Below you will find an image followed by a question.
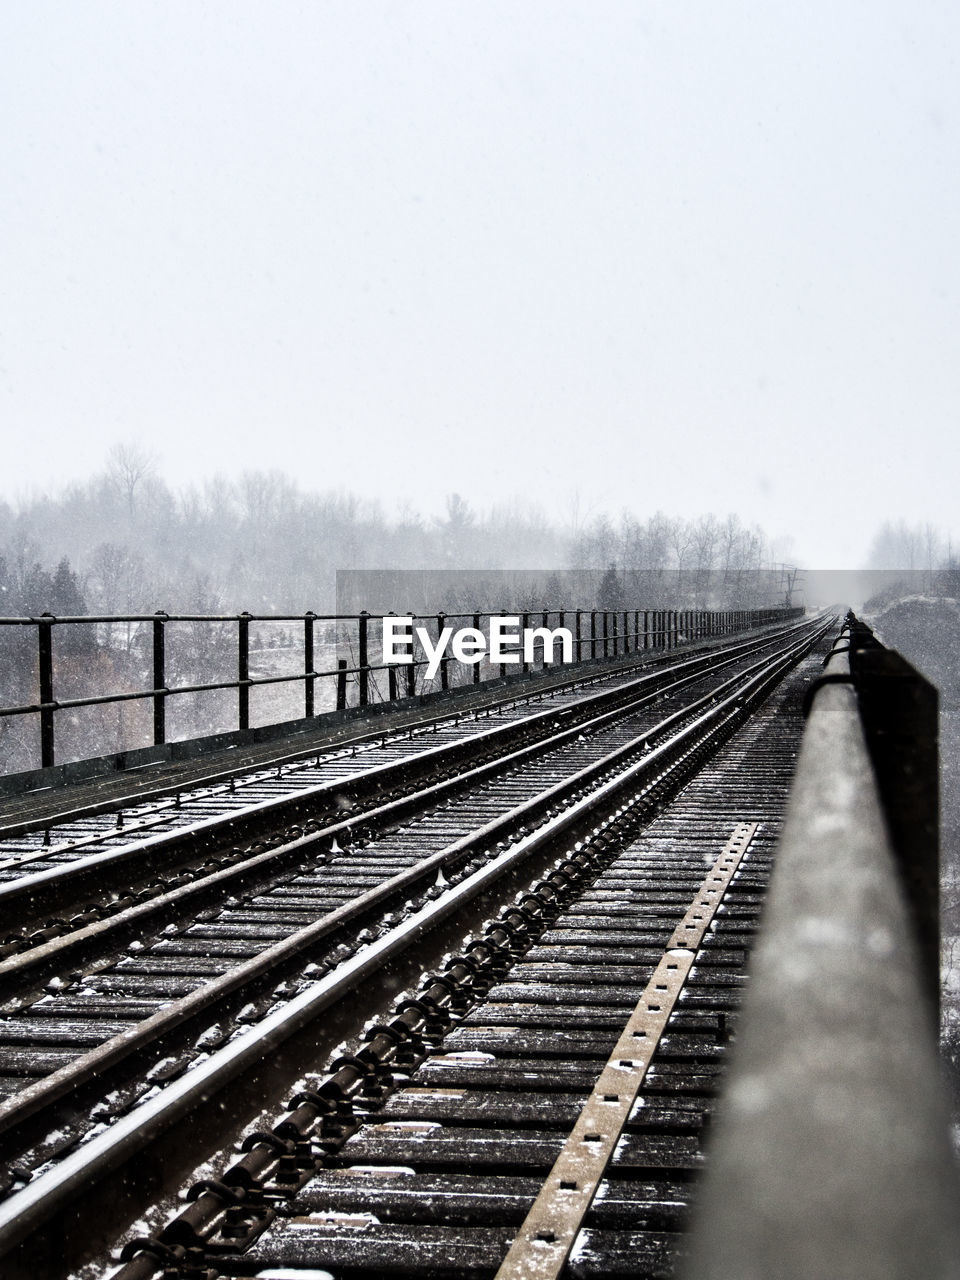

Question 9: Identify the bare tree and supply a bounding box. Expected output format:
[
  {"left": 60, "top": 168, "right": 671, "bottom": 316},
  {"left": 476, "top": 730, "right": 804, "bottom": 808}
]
[
  {"left": 691, "top": 514, "right": 719, "bottom": 607},
  {"left": 106, "top": 443, "right": 158, "bottom": 517},
  {"left": 667, "top": 517, "right": 695, "bottom": 594},
  {"left": 867, "top": 521, "right": 928, "bottom": 571}
]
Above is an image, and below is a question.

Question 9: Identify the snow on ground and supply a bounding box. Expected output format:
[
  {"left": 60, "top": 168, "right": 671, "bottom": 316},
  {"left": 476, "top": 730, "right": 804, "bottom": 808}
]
[{"left": 862, "top": 595, "right": 960, "bottom": 1124}]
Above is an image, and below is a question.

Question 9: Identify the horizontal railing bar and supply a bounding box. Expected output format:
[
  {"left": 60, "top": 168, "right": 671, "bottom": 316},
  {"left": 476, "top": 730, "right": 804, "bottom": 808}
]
[
  {"left": 0, "top": 653, "right": 533, "bottom": 719},
  {"left": 0, "top": 611, "right": 549, "bottom": 626},
  {"left": 0, "top": 654, "right": 565, "bottom": 719},
  {"left": 0, "top": 609, "right": 773, "bottom": 627}
]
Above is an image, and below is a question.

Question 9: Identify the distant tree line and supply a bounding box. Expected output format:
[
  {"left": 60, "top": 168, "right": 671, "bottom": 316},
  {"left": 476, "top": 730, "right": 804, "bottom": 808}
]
[
  {"left": 0, "top": 446, "right": 796, "bottom": 619},
  {"left": 862, "top": 521, "right": 960, "bottom": 608},
  {"left": 0, "top": 447, "right": 797, "bottom": 771},
  {"left": 865, "top": 520, "right": 956, "bottom": 573},
  {"left": 1, "top": 448, "right": 955, "bottom": 773},
  {"left": 0, "top": 551, "right": 86, "bottom": 618}
]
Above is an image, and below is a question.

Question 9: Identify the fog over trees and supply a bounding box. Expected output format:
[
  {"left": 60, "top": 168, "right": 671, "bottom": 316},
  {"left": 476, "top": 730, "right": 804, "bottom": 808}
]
[
  {"left": 3, "top": 449, "right": 958, "bottom": 627},
  {"left": 0, "top": 449, "right": 808, "bottom": 774},
  {"left": 0, "top": 448, "right": 801, "bottom": 618},
  {"left": 865, "top": 520, "right": 956, "bottom": 574}
]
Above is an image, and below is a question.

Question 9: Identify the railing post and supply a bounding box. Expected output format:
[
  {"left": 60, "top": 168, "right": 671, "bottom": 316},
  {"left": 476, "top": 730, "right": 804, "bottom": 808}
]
[
  {"left": 602, "top": 610, "right": 610, "bottom": 657},
  {"left": 386, "top": 612, "right": 398, "bottom": 702},
  {"left": 358, "top": 611, "right": 370, "bottom": 706},
  {"left": 38, "top": 613, "right": 55, "bottom": 769},
  {"left": 406, "top": 617, "right": 417, "bottom": 697},
  {"left": 304, "top": 612, "right": 316, "bottom": 718},
  {"left": 238, "top": 612, "right": 251, "bottom": 731},
  {"left": 336, "top": 658, "right": 347, "bottom": 710},
  {"left": 153, "top": 611, "right": 167, "bottom": 746},
  {"left": 437, "top": 612, "right": 449, "bottom": 690}
]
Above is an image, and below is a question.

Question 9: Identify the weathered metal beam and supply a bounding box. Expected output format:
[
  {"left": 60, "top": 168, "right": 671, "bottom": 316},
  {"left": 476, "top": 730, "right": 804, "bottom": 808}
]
[{"left": 686, "top": 618, "right": 960, "bottom": 1280}]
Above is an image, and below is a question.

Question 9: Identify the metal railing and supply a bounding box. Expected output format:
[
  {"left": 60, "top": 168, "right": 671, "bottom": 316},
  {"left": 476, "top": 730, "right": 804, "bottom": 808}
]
[
  {"left": 0, "top": 605, "right": 803, "bottom": 773},
  {"left": 686, "top": 613, "right": 959, "bottom": 1279}
]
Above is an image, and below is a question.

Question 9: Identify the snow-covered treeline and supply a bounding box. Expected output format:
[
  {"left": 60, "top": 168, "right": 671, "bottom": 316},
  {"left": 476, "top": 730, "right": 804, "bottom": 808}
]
[{"left": 1, "top": 447, "right": 785, "bottom": 617}]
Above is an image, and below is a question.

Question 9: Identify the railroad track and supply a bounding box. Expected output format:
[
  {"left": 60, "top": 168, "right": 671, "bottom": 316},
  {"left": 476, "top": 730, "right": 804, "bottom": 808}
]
[
  {"left": 0, "top": 620, "right": 815, "bottom": 982},
  {"left": 0, "top": 620, "right": 807, "bottom": 894},
  {"left": 0, "top": 614, "right": 834, "bottom": 1278}
]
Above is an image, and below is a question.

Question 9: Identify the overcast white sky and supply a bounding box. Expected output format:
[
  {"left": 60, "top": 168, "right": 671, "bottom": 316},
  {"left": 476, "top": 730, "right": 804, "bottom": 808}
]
[{"left": 2, "top": 2, "right": 958, "bottom": 567}]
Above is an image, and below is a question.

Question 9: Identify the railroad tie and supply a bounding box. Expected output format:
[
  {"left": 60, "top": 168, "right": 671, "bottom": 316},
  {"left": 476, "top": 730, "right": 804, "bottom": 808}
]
[{"left": 494, "top": 820, "right": 759, "bottom": 1280}]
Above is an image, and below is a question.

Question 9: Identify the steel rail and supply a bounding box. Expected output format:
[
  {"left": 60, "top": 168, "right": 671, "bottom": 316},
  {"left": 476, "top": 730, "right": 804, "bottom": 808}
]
[
  {"left": 115, "top": 645, "right": 815, "bottom": 1280},
  {"left": 0, "top": 621, "right": 827, "bottom": 1131},
  {"left": 0, "top": 614, "right": 811, "bottom": 843},
  {"left": 0, "top": 624, "right": 826, "bottom": 1257},
  {"left": 0, "top": 619, "right": 829, "bottom": 1005},
  {"left": 0, "top": 617, "right": 824, "bottom": 926},
  {"left": 94, "top": 624, "right": 834, "bottom": 1274},
  {"left": 495, "top": 822, "right": 759, "bottom": 1280},
  {"left": 0, "top": 614, "right": 811, "bottom": 837}
]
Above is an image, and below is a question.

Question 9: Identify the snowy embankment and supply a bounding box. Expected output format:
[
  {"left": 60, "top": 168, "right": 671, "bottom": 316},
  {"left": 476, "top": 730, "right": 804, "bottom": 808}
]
[{"left": 862, "top": 595, "right": 960, "bottom": 1125}]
